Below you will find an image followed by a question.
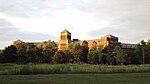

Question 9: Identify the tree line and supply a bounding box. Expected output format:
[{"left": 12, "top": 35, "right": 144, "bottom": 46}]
[{"left": 0, "top": 40, "right": 150, "bottom": 65}]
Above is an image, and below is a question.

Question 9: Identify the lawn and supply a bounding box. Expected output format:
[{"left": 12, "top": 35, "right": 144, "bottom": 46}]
[
  {"left": 0, "top": 64, "right": 150, "bottom": 84},
  {"left": 0, "top": 64, "right": 150, "bottom": 75},
  {"left": 0, "top": 73, "right": 150, "bottom": 84}
]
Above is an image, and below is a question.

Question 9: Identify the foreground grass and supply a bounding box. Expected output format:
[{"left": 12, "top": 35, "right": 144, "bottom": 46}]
[
  {"left": 0, "top": 64, "right": 150, "bottom": 75},
  {"left": 0, "top": 73, "right": 150, "bottom": 84}
]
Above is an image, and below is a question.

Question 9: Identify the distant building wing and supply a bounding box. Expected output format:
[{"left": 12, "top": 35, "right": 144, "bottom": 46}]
[{"left": 121, "top": 43, "right": 137, "bottom": 49}]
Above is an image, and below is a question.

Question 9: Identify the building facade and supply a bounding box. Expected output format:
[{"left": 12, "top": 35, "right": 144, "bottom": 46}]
[
  {"left": 13, "top": 29, "right": 137, "bottom": 51},
  {"left": 58, "top": 29, "right": 71, "bottom": 50},
  {"left": 98, "top": 34, "right": 120, "bottom": 48}
]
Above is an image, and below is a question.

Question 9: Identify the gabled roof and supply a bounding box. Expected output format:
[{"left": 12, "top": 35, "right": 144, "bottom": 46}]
[
  {"left": 106, "top": 34, "right": 117, "bottom": 38},
  {"left": 14, "top": 39, "right": 24, "bottom": 42},
  {"left": 61, "top": 29, "right": 71, "bottom": 34}
]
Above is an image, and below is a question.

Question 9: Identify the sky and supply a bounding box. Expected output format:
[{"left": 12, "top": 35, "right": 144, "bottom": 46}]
[{"left": 0, "top": 0, "right": 150, "bottom": 49}]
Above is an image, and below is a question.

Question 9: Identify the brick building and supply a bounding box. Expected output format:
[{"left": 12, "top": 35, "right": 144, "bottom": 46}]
[{"left": 13, "top": 29, "right": 137, "bottom": 51}]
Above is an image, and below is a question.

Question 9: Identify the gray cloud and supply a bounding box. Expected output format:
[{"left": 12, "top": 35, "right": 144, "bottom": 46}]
[
  {"left": 81, "top": 0, "right": 150, "bottom": 43},
  {"left": 88, "top": 26, "right": 150, "bottom": 43},
  {"left": 0, "top": 0, "right": 79, "bottom": 18},
  {"left": 0, "top": 0, "right": 150, "bottom": 48},
  {"left": 0, "top": 18, "right": 58, "bottom": 48},
  {"left": 0, "top": 0, "right": 53, "bottom": 18}
]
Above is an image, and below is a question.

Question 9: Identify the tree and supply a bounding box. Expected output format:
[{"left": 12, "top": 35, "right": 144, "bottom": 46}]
[
  {"left": 103, "top": 44, "right": 116, "bottom": 65},
  {"left": 141, "top": 40, "right": 146, "bottom": 64},
  {"left": 130, "top": 54, "right": 140, "bottom": 64},
  {"left": 125, "top": 52, "right": 135, "bottom": 65},
  {"left": 63, "top": 50, "right": 74, "bottom": 63},
  {"left": 81, "top": 41, "right": 89, "bottom": 63},
  {"left": 101, "top": 49, "right": 107, "bottom": 64},
  {"left": 135, "top": 40, "right": 150, "bottom": 64},
  {"left": 30, "top": 47, "right": 44, "bottom": 63},
  {"left": 146, "top": 40, "right": 150, "bottom": 63},
  {"left": 113, "top": 46, "right": 125, "bottom": 65},
  {"left": 88, "top": 50, "right": 99, "bottom": 64},
  {"left": 68, "top": 42, "right": 74, "bottom": 51},
  {"left": 53, "top": 50, "right": 66, "bottom": 64},
  {"left": 71, "top": 43, "right": 83, "bottom": 63},
  {"left": 107, "top": 52, "right": 115, "bottom": 65},
  {"left": 90, "top": 41, "right": 97, "bottom": 51},
  {"left": 3, "top": 45, "right": 17, "bottom": 63},
  {"left": 0, "top": 50, "right": 4, "bottom": 63},
  {"left": 135, "top": 44, "right": 143, "bottom": 64},
  {"left": 88, "top": 48, "right": 102, "bottom": 64},
  {"left": 38, "top": 40, "right": 58, "bottom": 63},
  {"left": 16, "top": 43, "right": 43, "bottom": 64}
]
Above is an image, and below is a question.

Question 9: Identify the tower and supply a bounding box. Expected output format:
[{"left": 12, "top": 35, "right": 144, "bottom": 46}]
[
  {"left": 99, "top": 34, "right": 119, "bottom": 48},
  {"left": 58, "top": 29, "right": 71, "bottom": 50}
]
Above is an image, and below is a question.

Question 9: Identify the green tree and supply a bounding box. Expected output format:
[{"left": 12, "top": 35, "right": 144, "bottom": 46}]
[
  {"left": 130, "top": 53, "right": 140, "bottom": 64},
  {"left": 53, "top": 50, "right": 66, "bottom": 64},
  {"left": 30, "top": 47, "right": 44, "bottom": 63},
  {"left": 97, "top": 48, "right": 103, "bottom": 64},
  {"left": 135, "top": 44, "right": 143, "bottom": 64},
  {"left": 0, "top": 50, "right": 4, "bottom": 63},
  {"left": 38, "top": 40, "right": 57, "bottom": 63},
  {"left": 71, "top": 43, "right": 83, "bottom": 63},
  {"left": 68, "top": 42, "right": 74, "bottom": 51},
  {"left": 3, "top": 45, "right": 17, "bottom": 63},
  {"left": 146, "top": 40, "right": 150, "bottom": 63},
  {"left": 16, "top": 43, "right": 43, "bottom": 64},
  {"left": 125, "top": 52, "right": 132, "bottom": 65},
  {"left": 63, "top": 50, "right": 74, "bottom": 63},
  {"left": 141, "top": 40, "right": 146, "bottom": 64},
  {"left": 113, "top": 46, "right": 126, "bottom": 65},
  {"left": 103, "top": 44, "right": 116, "bottom": 65},
  {"left": 88, "top": 50, "right": 99, "bottom": 64},
  {"left": 81, "top": 41, "right": 89, "bottom": 63},
  {"left": 107, "top": 52, "right": 115, "bottom": 65},
  {"left": 88, "top": 48, "right": 102, "bottom": 64},
  {"left": 135, "top": 40, "right": 150, "bottom": 64}
]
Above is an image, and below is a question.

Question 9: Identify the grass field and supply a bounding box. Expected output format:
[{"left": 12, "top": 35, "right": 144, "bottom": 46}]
[
  {"left": 0, "top": 64, "right": 150, "bottom": 75},
  {"left": 0, "top": 73, "right": 150, "bottom": 84},
  {"left": 0, "top": 64, "right": 150, "bottom": 84}
]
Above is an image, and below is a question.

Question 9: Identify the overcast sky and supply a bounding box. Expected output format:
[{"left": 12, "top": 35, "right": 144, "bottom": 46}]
[{"left": 0, "top": 0, "right": 150, "bottom": 49}]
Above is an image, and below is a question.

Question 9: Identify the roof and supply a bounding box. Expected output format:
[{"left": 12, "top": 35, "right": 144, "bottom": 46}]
[
  {"left": 121, "top": 43, "right": 137, "bottom": 48},
  {"left": 79, "top": 39, "right": 100, "bottom": 44},
  {"left": 14, "top": 39, "right": 24, "bottom": 42},
  {"left": 106, "top": 34, "right": 118, "bottom": 38},
  {"left": 31, "top": 42, "right": 42, "bottom": 45},
  {"left": 61, "top": 29, "right": 71, "bottom": 34}
]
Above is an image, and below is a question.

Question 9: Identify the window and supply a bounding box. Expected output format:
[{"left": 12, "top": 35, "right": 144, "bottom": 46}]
[{"left": 61, "top": 35, "right": 67, "bottom": 40}]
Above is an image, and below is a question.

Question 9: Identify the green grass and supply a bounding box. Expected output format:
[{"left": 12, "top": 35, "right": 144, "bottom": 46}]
[
  {"left": 0, "top": 63, "right": 22, "bottom": 71},
  {"left": 0, "top": 64, "right": 150, "bottom": 84},
  {"left": 0, "top": 73, "right": 150, "bottom": 84},
  {"left": 0, "top": 64, "right": 150, "bottom": 75}
]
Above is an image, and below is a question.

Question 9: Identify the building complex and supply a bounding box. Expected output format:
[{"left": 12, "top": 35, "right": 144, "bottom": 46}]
[{"left": 13, "top": 29, "right": 137, "bottom": 52}]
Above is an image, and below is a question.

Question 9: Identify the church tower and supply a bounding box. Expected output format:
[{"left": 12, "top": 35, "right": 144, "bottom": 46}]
[{"left": 58, "top": 29, "right": 71, "bottom": 50}]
